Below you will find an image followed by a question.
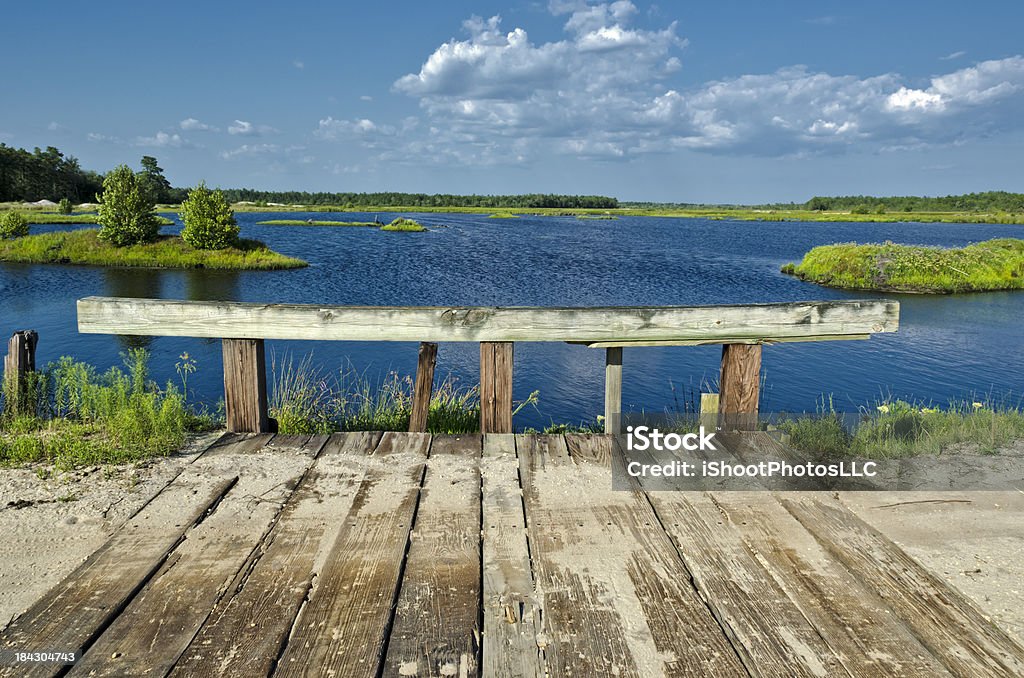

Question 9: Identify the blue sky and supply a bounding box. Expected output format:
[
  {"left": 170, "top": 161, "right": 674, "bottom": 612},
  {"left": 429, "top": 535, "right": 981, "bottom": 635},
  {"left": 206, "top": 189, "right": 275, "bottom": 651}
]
[{"left": 3, "top": 1, "right": 1022, "bottom": 202}]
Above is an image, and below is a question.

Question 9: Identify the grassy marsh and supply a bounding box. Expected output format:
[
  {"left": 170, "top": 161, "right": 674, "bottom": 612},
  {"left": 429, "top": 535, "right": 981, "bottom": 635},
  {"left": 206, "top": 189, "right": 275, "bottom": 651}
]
[
  {"left": 380, "top": 217, "right": 427, "bottom": 232},
  {"left": 0, "top": 228, "right": 307, "bottom": 270},
  {"left": 782, "top": 238, "right": 1024, "bottom": 293}
]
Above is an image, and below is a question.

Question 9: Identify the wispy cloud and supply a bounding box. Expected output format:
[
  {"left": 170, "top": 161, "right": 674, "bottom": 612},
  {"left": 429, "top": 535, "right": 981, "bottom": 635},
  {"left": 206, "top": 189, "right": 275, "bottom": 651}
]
[
  {"left": 293, "top": 59, "right": 305, "bottom": 70},
  {"left": 804, "top": 16, "right": 840, "bottom": 26},
  {"left": 227, "top": 120, "right": 278, "bottom": 136},
  {"left": 940, "top": 50, "right": 967, "bottom": 61},
  {"left": 86, "top": 132, "right": 121, "bottom": 144},
  {"left": 133, "top": 131, "right": 196, "bottom": 149},
  {"left": 180, "top": 117, "right": 218, "bottom": 132}
]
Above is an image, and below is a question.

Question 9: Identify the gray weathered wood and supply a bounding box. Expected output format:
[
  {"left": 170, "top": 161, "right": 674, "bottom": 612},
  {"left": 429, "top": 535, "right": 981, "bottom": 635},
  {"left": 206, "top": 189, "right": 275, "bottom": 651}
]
[
  {"left": 3, "top": 330, "right": 38, "bottom": 416},
  {"left": 409, "top": 342, "right": 438, "bottom": 432},
  {"left": 68, "top": 436, "right": 322, "bottom": 677},
  {"left": 604, "top": 347, "right": 622, "bottom": 434},
  {"left": 383, "top": 435, "right": 482, "bottom": 677},
  {"left": 78, "top": 297, "right": 899, "bottom": 343},
  {"left": 575, "top": 333, "right": 872, "bottom": 348},
  {"left": 517, "top": 434, "right": 747, "bottom": 676},
  {"left": 170, "top": 433, "right": 379, "bottom": 678},
  {"left": 274, "top": 432, "right": 430, "bottom": 677},
  {"left": 719, "top": 343, "right": 761, "bottom": 430},
  {"left": 480, "top": 434, "right": 545, "bottom": 678},
  {"left": 0, "top": 474, "right": 239, "bottom": 678},
  {"left": 782, "top": 496, "right": 1024, "bottom": 677},
  {"left": 481, "top": 342, "right": 513, "bottom": 434},
  {"left": 222, "top": 338, "right": 269, "bottom": 433}
]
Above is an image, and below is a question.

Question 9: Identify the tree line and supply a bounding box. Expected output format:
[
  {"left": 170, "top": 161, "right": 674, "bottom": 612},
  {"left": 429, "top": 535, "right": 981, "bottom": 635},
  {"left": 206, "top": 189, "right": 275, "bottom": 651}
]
[
  {"left": 0, "top": 144, "right": 618, "bottom": 209},
  {"left": 801, "top": 192, "right": 1024, "bottom": 213}
]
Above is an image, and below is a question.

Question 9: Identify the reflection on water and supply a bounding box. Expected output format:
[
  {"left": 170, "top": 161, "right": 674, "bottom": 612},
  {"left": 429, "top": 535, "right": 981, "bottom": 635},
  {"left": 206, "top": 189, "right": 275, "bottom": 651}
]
[{"left": 4, "top": 213, "right": 1023, "bottom": 428}]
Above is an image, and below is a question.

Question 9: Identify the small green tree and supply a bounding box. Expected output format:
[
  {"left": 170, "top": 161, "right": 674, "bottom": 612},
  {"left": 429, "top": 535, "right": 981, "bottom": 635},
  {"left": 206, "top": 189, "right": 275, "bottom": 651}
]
[
  {"left": 179, "top": 182, "right": 240, "bottom": 250},
  {"left": 58, "top": 197, "right": 73, "bottom": 214},
  {"left": 0, "top": 211, "right": 29, "bottom": 239},
  {"left": 97, "top": 165, "right": 161, "bottom": 246}
]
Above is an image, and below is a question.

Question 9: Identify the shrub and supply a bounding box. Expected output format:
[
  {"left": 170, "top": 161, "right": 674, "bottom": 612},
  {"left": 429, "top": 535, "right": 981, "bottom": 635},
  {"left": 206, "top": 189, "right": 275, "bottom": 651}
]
[
  {"left": 0, "top": 211, "right": 29, "bottom": 239},
  {"left": 180, "top": 182, "right": 240, "bottom": 250},
  {"left": 380, "top": 217, "right": 427, "bottom": 232},
  {"left": 97, "top": 164, "right": 161, "bottom": 246},
  {"left": 58, "top": 198, "right": 73, "bottom": 214}
]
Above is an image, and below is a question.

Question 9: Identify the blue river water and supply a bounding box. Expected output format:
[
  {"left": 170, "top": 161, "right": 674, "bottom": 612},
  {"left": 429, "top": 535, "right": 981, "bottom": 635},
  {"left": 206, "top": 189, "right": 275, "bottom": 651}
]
[{"left": 2, "top": 213, "right": 1021, "bottom": 429}]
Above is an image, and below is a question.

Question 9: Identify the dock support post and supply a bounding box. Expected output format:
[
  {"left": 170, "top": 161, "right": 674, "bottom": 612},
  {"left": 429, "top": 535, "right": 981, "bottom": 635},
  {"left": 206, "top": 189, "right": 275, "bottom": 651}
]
[
  {"left": 4, "top": 330, "right": 38, "bottom": 416},
  {"left": 719, "top": 344, "right": 761, "bottom": 431},
  {"left": 480, "top": 342, "right": 513, "bottom": 433},
  {"left": 223, "top": 338, "right": 270, "bottom": 433},
  {"left": 409, "top": 342, "right": 437, "bottom": 433},
  {"left": 604, "top": 347, "right": 622, "bottom": 434}
]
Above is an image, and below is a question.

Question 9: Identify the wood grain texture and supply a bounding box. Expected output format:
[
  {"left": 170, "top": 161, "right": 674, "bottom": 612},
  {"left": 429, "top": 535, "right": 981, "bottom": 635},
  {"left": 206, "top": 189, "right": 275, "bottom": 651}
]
[
  {"left": 78, "top": 297, "right": 899, "bottom": 343},
  {"left": 782, "top": 496, "right": 1024, "bottom": 677},
  {"left": 710, "top": 492, "right": 951, "bottom": 677},
  {"left": 383, "top": 435, "right": 483, "bottom": 677},
  {"left": 576, "top": 333, "right": 873, "bottom": 348},
  {"left": 67, "top": 436, "right": 322, "bottom": 677},
  {"left": 169, "top": 433, "right": 379, "bottom": 678},
  {"left": 222, "top": 338, "right": 269, "bottom": 433},
  {"left": 274, "top": 432, "right": 430, "bottom": 678},
  {"left": 480, "top": 434, "right": 545, "bottom": 678},
  {"left": 719, "top": 343, "right": 761, "bottom": 430},
  {"left": 604, "top": 347, "right": 622, "bottom": 434},
  {"left": 480, "top": 342, "right": 513, "bottom": 434},
  {"left": 0, "top": 474, "right": 239, "bottom": 678},
  {"left": 518, "top": 434, "right": 746, "bottom": 677},
  {"left": 409, "top": 342, "right": 438, "bottom": 432},
  {"left": 3, "top": 330, "right": 38, "bottom": 415}
]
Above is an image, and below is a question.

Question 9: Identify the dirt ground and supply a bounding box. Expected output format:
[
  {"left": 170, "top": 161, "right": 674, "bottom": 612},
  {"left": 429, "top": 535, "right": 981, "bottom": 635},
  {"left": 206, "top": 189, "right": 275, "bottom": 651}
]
[{"left": 1, "top": 433, "right": 1022, "bottom": 650}]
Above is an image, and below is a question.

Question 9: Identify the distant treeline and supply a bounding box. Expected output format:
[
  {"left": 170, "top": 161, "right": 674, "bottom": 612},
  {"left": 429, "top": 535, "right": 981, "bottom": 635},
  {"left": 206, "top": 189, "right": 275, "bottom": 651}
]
[
  {"left": 623, "top": 191, "right": 1024, "bottom": 213},
  {"left": 220, "top": 190, "right": 619, "bottom": 209},
  {"left": 0, "top": 145, "right": 103, "bottom": 203}
]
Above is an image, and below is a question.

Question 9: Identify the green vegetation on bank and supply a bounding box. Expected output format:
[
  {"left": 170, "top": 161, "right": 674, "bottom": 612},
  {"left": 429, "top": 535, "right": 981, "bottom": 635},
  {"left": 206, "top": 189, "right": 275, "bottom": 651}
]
[
  {"left": 256, "top": 219, "right": 379, "bottom": 227},
  {"left": 779, "top": 399, "right": 1024, "bottom": 458},
  {"left": 0, "top": 229, "right": 307, "bottom": 269},
  {"left": 782, "top": 238, "right": 1024, "bottom": 293},
  {"left": 488, "top": 212, "right": 520, "bottom": 219},
  {"left": 0, "top": 350, "right": 213, "bottom": 469},
  {"left": 380, "top": 217, "right": 427, "bottom": 232}
]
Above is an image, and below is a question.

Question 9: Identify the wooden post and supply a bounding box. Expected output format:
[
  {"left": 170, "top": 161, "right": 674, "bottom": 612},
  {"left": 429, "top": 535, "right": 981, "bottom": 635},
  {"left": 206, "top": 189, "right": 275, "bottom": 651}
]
[
  {"left": 604, "top": 347, "right": 622, "bottom": 434},
  {"left": 480, "top": 342, "right": 514, "bottom": 434},
  {"left": 700, "top": 392, "right": 719, "bottom": 430},
  {"left": 4, "top": 330, "right": 38, "bottom": 416},
  {"left": 719, "top": 344, "right": 761, "bottom": 431},
  {"left": 408, "top": 342, "right": 437, "bottom": 433},
  {"left": 222, "top": 338, "right": 270, "bottom": 433}
]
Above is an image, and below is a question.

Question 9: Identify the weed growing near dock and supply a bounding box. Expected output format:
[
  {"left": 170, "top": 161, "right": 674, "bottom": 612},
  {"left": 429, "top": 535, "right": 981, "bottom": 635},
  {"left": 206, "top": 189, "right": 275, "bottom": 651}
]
[{"left": 0, "top": 350, "right": 215, "bottom": 469}]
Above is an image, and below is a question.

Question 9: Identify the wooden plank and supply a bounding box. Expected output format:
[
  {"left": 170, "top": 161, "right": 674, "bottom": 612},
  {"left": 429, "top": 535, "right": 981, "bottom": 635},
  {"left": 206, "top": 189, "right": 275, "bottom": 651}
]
[
  {"left": 169, "top": 432, "right": 382, "bottom": 678},
  {"left": 517, "top": 434, "right": 746, "bottom": 677},
  {"left": 222, "top": 338, "right": 269, "bottom": 433},
  {"left": 480, "top": 434, "right": 545, "bottom": 678},
  {"left": 383, "top": 435, "right": 482, "bottom": 677},
  {"left": 642, "top": 489, "right": 849, "bottom": 676},
  {"left": 481, "top": 342, "right": 513, "bottom": 434},
  {"left": 781, "top": 496, "right": 1024, "bottom": 677},
  {"left": 574, "top": 333, "right": 872, "bottom": 348},
  {"left": 78, "top": 297, "right": 900, "bottom": 343},
  {"left": 3, "top": 330, "right": 38, "bottom": 415},
  {"left": 274, "top": 432, "right": 430, "bottom": 678},
  {"left": 0, "top": 474, "right": 239, "bottom": 678},
  {"left": 604, "top": 347, "right": 622, "bottom": 434},
  {"left": 68, "top": 435, "right": 323, "bottom": 677},
  {"left": 409, "top": 342, "right": 438, "bottom": 432},
  {"left": 719, "top": 344, "right": 761, "bottom": 430},
  {"left": 710, "top": 492, "right": 952, "bottom": 677}
]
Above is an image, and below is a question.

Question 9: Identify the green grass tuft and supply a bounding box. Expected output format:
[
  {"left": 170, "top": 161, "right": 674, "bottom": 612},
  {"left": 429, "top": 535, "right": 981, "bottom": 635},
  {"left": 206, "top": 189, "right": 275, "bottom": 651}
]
[
  {"left": 380, "top": 217, "right": 427, "bottom": 232},
  {"left": 0, "top": 228, "right": 307, "bottom": 270},
  {"left": 782, "top": 238, "right": 1024, "bottom": 293},
  {"left": 488, "top": 212, "right": 520, "bottom": 219}
]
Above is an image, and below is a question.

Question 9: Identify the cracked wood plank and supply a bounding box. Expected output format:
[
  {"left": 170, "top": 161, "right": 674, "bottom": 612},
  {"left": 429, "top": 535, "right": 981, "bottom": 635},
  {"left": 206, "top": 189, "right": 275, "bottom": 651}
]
[
  {"left": 169, "top": 432, "right": 380, "bottom": 678},
  {"left": 481, "top": 433, "right": 545, "bottom": 678},
  {"left": 274, "top": 431, "right": 430, "bottom": 678},
  {"left": 781, "top": 496, "right": 1024, "bottom": 677},
  {"left": 0, "top": 467, "right": 240, "bottom": 678},
  {"left": 67, "top": 435, "right": 325, "bottom": 677},
  {"left": 383, "top": 434, "right": 483, "bottom": 677},
  {"left": 518, "top": 434, "right": 746, "bottom": 677}
]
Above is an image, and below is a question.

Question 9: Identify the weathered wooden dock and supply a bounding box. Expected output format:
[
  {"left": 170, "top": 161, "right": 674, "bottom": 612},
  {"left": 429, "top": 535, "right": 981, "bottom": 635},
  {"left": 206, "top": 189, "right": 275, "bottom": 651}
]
[{"left": 3, "top": 432, "right": 1023, "bottom": 677}]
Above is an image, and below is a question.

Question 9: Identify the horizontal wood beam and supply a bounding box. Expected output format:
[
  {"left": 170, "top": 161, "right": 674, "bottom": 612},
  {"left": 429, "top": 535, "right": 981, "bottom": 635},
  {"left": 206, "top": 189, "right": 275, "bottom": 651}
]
[
  {"left": 78, "top": 297, "right": 898, "bottom": 343},
  {"left": 573, "top": 334, "right": 872, "bottom": 348}
]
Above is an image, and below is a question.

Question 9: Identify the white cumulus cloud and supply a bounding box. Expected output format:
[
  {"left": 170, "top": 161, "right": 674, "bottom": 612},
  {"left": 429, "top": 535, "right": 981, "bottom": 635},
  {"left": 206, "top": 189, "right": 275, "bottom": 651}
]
[
  {"left": 180, "top": 117, "right": 218, "bottom": 132},
  {"left": 228, "top": 120, "right": 278, "bottom": 136}
]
